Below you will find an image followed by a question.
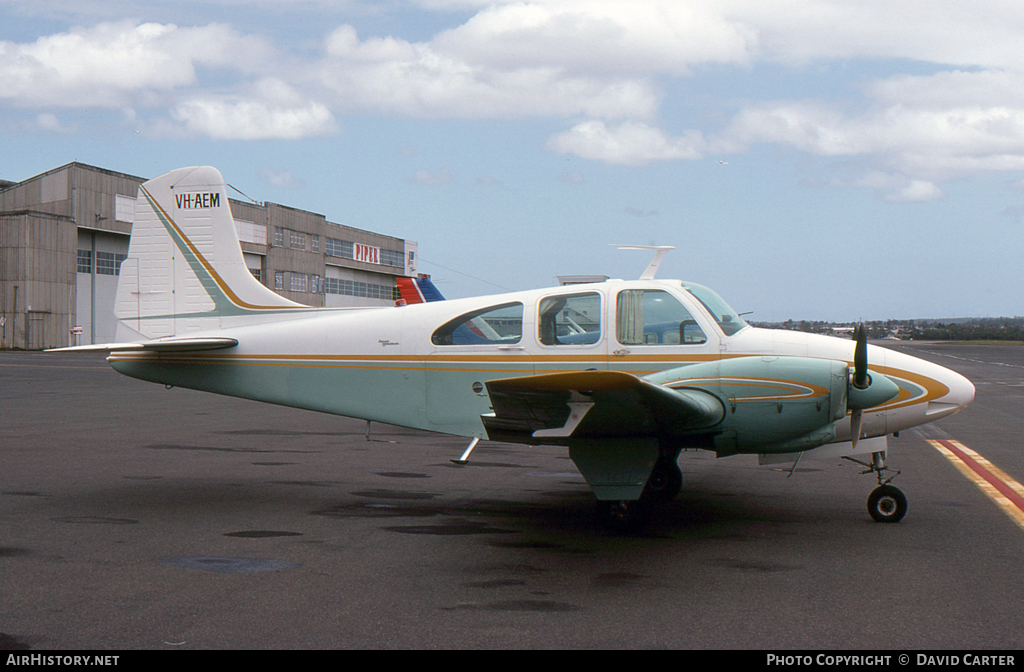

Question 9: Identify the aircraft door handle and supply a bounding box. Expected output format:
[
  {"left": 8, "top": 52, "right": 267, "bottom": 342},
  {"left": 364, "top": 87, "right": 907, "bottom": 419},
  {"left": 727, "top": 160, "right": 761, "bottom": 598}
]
[{"left": 498, "top": 345, "right": 525, "bottom": 351}]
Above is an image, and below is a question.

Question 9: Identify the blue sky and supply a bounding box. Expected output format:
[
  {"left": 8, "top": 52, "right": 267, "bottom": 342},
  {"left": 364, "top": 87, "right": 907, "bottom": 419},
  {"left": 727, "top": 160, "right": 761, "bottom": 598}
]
[{"left": 2, "top": 0, "right": 1023, "bottom": 321}]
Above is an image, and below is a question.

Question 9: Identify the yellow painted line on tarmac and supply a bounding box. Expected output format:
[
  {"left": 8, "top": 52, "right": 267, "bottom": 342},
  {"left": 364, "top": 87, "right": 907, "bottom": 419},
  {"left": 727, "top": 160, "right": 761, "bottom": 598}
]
[{"left": 927, "top": 439, "right": 1024, "bottom": 533}]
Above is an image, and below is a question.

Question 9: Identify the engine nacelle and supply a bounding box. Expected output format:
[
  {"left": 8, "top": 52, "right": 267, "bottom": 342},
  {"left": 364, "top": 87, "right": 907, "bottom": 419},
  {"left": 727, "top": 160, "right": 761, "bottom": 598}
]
[{"left": 647, "top": 356, "right": 849, "bottom": 455}]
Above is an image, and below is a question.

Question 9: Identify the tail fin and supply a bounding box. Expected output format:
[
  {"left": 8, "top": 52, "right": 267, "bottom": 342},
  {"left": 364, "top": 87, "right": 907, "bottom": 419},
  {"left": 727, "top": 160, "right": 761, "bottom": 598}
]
[
  {"left": 395, "top": 275, "right": 445, "bottom": 305},
  {"left": 114, "top": 166, "right": 307, "bottom": 340}
]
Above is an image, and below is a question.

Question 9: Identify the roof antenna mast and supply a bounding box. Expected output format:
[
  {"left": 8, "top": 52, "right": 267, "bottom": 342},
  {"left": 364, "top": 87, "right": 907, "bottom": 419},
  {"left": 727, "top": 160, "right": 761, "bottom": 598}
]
[{"left": 612, "top": 245, "right": 675, "bottom": 280}]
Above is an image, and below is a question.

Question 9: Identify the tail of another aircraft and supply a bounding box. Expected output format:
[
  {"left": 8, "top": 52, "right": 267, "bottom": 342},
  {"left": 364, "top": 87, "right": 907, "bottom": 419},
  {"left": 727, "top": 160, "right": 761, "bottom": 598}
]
[
  {"left": 114, "top": 166, "right": 309, "bottom": 341},
  {"left": 395, "top": 275, "right": 445, "bottom": 304}
]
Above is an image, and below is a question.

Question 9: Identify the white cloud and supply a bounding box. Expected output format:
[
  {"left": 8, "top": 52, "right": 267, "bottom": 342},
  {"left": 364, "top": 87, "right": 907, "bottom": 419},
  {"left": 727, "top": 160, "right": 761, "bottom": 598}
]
[
  {"left": 722, "top": 0, "right": 1024, "bottom": 69},
  {"left": 317, "top": 25, "right": 660, "bottom": 120},
  {"left": 546, "top": 120, "right": 705, "bottom": 165},
  {"left": 431, "top": 0, "right": 757, "bottom": 75},
  {"left": 32, "top": 112, "right": 74, "bottom": 134},
  {"left": 0, "top": 21, "right": 273, "bottom": 108},
  {"left": 4, "top": 2, "right": 1024, "bottom": 193},
  {"left": 407, "top": 166, "right": 456, "bottom": 185},
  {"left": 866, "top": 70, "right": 1024, "bottom": 109},
  {"left": 259, "top": 169, "right": 306, "bottom": 190},
  {"left": 167, "top": 77, "right": 336, "bottom": 140},
  {"left": 172, "top": 83, "right": 335, "bottom": 140},
  {"left": 822, "top": 172, "right": 945, "bottom": 202},
  {"left": 885, "top": 180, "right": 944, "bottom": 203},
  {"left": 1, "top": 111, "right": 76, "bottom": 134},
  {"left": 717, "top": 92, "right": 1024, "bottom": 184},
  {"left": 624, "top": 206, "right": 659, "bottom": 217}
]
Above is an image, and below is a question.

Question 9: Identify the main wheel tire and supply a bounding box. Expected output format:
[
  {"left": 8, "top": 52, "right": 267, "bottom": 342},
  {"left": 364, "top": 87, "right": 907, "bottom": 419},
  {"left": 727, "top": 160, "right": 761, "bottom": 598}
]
[
  {"left": 867, "top": 485, "right": 907, "bottom": 523},
  {"left": 644, "top": 458, "right": 683, "bottom": 503}
]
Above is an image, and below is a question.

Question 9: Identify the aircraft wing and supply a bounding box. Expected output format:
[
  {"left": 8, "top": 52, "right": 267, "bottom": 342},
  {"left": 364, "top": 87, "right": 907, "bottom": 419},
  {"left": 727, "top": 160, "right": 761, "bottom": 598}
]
[
  {"left": 481, "top": 370, "right": 724, "bottom": 444},
  {"left": 47, "top": 337, "right": 239, "bottom": 353}
]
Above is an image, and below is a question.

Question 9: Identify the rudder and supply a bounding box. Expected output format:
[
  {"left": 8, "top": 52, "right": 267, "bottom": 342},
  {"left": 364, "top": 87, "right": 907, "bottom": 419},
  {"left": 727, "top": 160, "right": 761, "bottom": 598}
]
[{"left": 114, "top": 166, "right": 305, "bottom": 340}]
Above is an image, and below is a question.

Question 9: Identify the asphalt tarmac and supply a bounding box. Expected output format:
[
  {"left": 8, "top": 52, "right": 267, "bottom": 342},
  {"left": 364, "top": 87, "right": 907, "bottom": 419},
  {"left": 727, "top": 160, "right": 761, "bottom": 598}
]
[{"left": 2, "top": 342, "right": 1023, "bottom": 650}]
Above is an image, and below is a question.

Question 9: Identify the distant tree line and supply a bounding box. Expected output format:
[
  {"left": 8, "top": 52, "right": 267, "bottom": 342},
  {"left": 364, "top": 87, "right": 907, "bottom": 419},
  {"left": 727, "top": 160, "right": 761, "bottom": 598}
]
[
  {"left": 751, "top": 317, "right": 1024, "bottom": 341},
  {"left": 912, "top": 318, "right": 1024, "bottom": 341}
]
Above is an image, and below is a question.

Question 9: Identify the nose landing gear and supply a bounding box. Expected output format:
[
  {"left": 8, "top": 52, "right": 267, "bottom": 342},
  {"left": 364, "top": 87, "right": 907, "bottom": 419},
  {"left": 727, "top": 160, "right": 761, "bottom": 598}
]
[{"left": 845, "top": 450, "right": 907, "bottom": 523}]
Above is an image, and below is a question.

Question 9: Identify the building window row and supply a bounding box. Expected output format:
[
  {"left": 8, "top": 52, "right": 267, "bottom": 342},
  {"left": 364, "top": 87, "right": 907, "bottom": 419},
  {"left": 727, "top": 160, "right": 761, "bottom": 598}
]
[
  {"left": 235, "top": 219, "right": 267, "bottom": 245},
  {"left": 77, "top": 250, "right": 126, "bottom": 275},
  {"left": 379, "top": 249, "right": 403, "bottom": 268},
  {"left": 77, "top": 249, "right": 92, "bottom": 274},
  {"left": 271, "top": 227, "right": 323, "bottom": 254},
  {"left": 269, "top": 227, "right": 400, "bottom": 269},
  {"left": 274, "top": 271, "right": 322, "bottom": 293},
  {"left": 324, "top": 277, "right": 399, "bottom": 301},
  {"left": 325, "top": 237, "right": 352, "bottom": 258}
]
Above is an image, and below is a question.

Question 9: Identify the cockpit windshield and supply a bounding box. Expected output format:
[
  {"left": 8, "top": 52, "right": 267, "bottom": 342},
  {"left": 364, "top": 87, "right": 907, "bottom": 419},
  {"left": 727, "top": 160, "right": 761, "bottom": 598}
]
[{"left": 680, "top": 282, "right": 748, "bottom": 336}]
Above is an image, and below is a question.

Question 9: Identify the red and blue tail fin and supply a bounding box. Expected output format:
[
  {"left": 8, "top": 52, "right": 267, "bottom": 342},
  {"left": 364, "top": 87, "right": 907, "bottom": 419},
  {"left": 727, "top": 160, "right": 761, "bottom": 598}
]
[{"left": 396, "top": 275, "right": 445, "bottom": 304}]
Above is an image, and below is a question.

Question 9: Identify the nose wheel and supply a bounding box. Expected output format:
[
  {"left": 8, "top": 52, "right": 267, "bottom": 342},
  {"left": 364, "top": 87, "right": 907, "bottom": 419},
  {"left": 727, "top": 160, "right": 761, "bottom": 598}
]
[
  {"left": 867, "top": 484, "right": 907, "bottom": 523},
  {"left": 845, "top": 450, "right": 907, "bottom": 523}
]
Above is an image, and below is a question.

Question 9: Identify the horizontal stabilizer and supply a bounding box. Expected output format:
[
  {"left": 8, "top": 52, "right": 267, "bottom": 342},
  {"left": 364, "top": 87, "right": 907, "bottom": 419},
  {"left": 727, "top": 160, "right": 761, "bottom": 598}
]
[
  {"left": 47, "top": 337, "right": 239, "bottom": 353},
  {"left": 482, "top": 370, "right": 724, "bottom": 443}
]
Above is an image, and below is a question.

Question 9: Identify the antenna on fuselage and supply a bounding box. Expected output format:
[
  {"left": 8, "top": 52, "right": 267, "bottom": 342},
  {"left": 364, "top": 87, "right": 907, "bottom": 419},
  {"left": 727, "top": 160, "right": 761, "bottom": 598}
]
[{"left": 612, "top": 245, "right": 675, "bottom": 280}]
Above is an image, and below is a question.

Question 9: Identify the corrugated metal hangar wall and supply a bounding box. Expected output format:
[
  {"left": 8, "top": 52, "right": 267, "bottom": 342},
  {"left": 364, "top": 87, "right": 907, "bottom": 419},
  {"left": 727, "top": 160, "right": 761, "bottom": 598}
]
[{"left": 0, "top": 163, "right": 419, "bottom": 349}]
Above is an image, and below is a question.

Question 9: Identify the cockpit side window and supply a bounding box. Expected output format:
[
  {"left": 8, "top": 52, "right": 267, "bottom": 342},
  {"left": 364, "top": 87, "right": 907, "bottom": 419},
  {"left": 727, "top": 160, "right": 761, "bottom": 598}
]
[
  {"left": 616, "top": 289, "right": 707, "bottom": 345},
  {"left": 538, "top": 292, "right": 602, "bottom": 346},
  {"left": 680, "top": 282, "right": 748, "bottom": 336},
  {"left": 431, "top": 302, "right": 524, "bottom": 346}
]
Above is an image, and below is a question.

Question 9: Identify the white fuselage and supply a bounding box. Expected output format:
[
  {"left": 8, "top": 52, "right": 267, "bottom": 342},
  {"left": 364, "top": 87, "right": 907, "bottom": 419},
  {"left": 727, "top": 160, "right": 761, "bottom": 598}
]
[{"left": 108, "top": 278, "right": 975, "bottom": 448}]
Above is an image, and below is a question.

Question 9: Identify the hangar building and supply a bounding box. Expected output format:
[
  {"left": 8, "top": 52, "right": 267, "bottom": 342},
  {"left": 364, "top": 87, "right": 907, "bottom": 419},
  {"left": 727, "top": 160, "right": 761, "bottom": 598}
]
[{"left": 0, "top": 162, "right": 419, "bottom": 349}]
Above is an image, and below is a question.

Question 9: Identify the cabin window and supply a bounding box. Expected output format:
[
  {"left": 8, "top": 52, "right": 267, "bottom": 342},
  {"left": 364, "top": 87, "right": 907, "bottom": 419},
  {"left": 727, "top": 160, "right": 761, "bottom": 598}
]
[
  {"left": 616, "top": 289, "right": 707, "bottom": 345},
  {"left": 538, "top": 292, "right": 602, "bottom": 346},
  {"left": 431, "top": 302, "right": 524, "bottom": 346}
]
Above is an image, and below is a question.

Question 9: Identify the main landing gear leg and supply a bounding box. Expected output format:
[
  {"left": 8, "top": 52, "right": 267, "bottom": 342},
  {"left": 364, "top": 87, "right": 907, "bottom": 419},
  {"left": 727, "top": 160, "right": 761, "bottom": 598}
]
[{"left": 845, "top": 450, "right": 907, "bottom": 523}]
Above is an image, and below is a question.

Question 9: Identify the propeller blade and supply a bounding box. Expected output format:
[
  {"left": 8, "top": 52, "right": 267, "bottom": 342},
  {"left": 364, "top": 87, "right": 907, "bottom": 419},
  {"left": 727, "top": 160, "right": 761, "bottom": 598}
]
[
  {"left": 850, "top": 324, "right": 869, "bottom": 445},
  {"left": 845, "top": 323, "right": 899, "bottom": 443},
  {"left": 851, "top": 409, "right": 863, "bottom": 449},
  {"left": 853, "top": 323, "right": 868, "bottom": 390}
]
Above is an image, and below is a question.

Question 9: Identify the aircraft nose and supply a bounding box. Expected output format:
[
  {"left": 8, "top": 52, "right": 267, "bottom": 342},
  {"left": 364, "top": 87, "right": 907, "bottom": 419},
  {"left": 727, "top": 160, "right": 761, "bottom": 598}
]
[
  {"left": 931, "top": 365, "right": 975, "bottom": 416},
  {"left": 945, "top": 368, "right": 976, "bottom": 410}
]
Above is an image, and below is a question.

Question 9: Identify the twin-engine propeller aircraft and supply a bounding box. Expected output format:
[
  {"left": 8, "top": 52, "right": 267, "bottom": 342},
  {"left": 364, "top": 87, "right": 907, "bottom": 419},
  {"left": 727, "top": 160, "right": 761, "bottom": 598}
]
[{"left": 54, "top": 166, "right": 975, "bottom": 531}]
